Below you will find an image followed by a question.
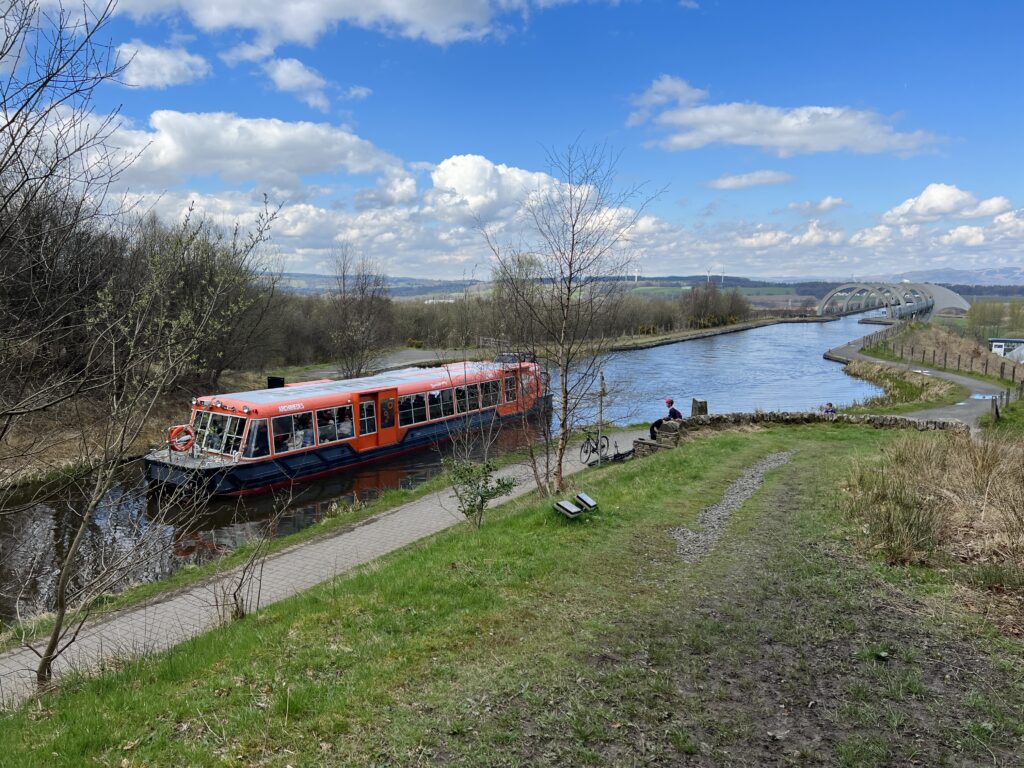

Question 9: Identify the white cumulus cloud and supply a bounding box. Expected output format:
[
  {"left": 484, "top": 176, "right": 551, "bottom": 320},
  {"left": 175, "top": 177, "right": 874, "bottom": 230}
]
[
  {"left": 707, "top": 170, "right": 794, "bottom": 190},
  {"left": 629, "top": 75, "right": 939, "bottom": 156},
  {"left": 940, "top": 225, "right": 985, "bottom": 247},
  {"left": 790, "top": 220, "right": 843, "bottom": 247},
  {"left": 263, "top": 58, "right": 330, "bottom": 111},
  {"left": 117, "top": 0, "right": 564, "bottom": 56},
  {"left": 849, "top": 225, "right": 892, "bottom": 248},
  {"left": 343, "top": 85, "right": 373, "bottom": 100},
  {"left": 882, "top": 183, "right": 1012, "bottom": 224},
  {"left": 428, "top": 154, "right": 555, "bottom": 223},
  {"left": 117, "top": 39, "right": 210, "bottom": 88},
  {"left": 788, "top": 195, "right": 846, "bottom": 215},
  {"left": 113, "top": 111, "right": 403, "bottom": 191},
  {"left": 736, "top": 229, "right": 789, "bottom": 248}
]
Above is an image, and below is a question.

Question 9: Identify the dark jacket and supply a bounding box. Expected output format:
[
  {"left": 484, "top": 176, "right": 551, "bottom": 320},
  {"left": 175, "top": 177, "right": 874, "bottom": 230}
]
[{"left": 667, "top": 406, "right": 682, "bottom": 420}]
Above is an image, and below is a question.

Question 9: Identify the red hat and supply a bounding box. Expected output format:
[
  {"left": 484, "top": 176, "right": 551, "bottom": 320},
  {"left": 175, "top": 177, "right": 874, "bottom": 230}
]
[{"left": 665, "top": 398, "right": 674, "bottom": 405}]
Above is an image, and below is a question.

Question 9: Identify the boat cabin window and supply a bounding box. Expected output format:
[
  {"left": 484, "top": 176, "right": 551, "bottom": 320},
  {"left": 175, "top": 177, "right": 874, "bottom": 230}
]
[
  {"left": 428, "top": 388, "right": 455, "bottom": 420},
  {"left": 272, "top": 411, "right": 314, "bottom": 453},
  {"left": 480, "top": 379, "right": 501, "bottom": 408},
  {"left": 504, "top": 375, "right": 517, "bottom": 403},
  {"left": 455, "top": 384, "right": 480, "bottom": 413},
  {"left": 359, "top": 401, "right": 377, "bottom": 435},
  {"left": 193, "top": 411, "right": 247, "bottom": 455},
  {"left": 316, "top": 405, "right": 354, "bottom": 444},
  {"left": 243, "top": 419, "right": 270, "bottom": 458},
  {"left": 398, "top": 393, "right": 428, "bottom": 426}
]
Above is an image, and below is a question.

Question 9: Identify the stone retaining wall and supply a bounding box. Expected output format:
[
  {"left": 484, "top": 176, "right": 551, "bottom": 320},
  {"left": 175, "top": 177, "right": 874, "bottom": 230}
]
[{"left": 633, "top": 411, "right": 968, "bottom": 457}]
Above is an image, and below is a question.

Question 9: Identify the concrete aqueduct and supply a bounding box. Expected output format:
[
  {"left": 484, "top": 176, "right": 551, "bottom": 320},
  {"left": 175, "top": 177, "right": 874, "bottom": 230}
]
[{"left": 817, "top": 282, "right": 970, "bottom": 321}]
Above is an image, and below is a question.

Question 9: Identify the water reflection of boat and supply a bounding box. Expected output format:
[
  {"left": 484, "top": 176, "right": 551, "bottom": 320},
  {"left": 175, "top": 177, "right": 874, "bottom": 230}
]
[{"left": 144, "top": 360, "right": 549, "bottom": 496}]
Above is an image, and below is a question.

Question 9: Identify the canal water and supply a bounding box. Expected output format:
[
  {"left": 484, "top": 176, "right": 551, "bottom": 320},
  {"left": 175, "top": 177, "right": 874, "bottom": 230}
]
[{"left": 0, "top": 315, "right": 880, "bottom": 622}]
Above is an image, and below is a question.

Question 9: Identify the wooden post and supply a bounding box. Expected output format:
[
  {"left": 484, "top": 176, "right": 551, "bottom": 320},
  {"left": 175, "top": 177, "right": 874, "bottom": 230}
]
[
  {"left": 957, "top": 354, "right": 961, "bottom": 370},
  {"left": 943, "top": 351, "right": 947, "bottom": 368},
  {"left": 985, "top": 359, "right": 988, "bottom": 375},
  {"left": 1000, "top": 362, "right": 1005, "bottom": 380}
]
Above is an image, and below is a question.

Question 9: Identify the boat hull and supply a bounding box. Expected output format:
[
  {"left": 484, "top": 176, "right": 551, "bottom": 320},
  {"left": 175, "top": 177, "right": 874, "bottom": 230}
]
[{"left": 144, "top": 398, "right": 550, "bottom": 497}]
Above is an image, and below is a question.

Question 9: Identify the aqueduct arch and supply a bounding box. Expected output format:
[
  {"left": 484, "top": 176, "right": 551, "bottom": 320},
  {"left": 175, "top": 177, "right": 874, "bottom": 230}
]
[{"left": 817, "top": 283, "right": 969, "bottom": 320}]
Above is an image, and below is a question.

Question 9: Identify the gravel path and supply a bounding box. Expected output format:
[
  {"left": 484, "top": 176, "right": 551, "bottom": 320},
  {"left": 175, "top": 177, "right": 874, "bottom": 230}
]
[{"left": 669, "top": 451, "right": 793, "bottom": 562}]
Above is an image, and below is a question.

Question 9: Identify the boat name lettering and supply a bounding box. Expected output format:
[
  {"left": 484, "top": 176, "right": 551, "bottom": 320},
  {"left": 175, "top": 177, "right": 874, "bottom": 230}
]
[{"left": 278, "top": 403, "right": 305, "bottom": 413}]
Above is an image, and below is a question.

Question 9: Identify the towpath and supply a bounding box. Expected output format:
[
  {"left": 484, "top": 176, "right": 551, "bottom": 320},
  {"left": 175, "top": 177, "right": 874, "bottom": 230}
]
[
  {"left": 0, "top": 429, "right": 647, "bottom": 708},
  {"left": 825, "top": 336, "right": 1007, "bottom": 428},
  {"left": 0, "top": 326, "right": 1005, "bottom": 707}
]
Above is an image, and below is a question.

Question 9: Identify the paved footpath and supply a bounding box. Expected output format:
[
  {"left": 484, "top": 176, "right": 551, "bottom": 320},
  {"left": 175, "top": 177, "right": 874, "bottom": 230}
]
[
  {"left": 1, "top": 332, "right": 1009, "bottom": 707},
  {"left": 825, "top": 335, "right": 1009, "bottom": 429},
  {"left": 0, "top": 429, "right": 646, "bottom": 708}
]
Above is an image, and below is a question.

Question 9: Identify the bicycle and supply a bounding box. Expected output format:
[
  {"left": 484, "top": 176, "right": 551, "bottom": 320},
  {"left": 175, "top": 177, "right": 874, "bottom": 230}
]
[{"left": 579, "top": 428, "right": 610, "bottom": 464}]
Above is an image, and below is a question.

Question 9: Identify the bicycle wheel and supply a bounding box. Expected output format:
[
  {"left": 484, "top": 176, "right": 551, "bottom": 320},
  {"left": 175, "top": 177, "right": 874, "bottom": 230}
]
[
  {"left": 580, "top": 439, "right": 592, "bottom": 464},
  {"left": 598, "top": 435, "right": 610, "bottom": 458}
]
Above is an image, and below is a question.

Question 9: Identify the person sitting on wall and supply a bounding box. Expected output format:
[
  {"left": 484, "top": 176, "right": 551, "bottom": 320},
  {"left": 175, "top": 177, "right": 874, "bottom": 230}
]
[
  {"left": 650, "top": 398, "right": 683, "bottom": 440},
  {"left": 823, "top": 402, "right": 837, "bottom": 415}
]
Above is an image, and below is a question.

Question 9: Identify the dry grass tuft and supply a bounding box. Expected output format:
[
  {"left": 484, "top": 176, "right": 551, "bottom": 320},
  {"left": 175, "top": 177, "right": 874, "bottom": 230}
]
[
  {"left": 892, "top": 324, "right": 1021, "bottom": 381},
  {"left": 844, "top": 360, "right": 960, "bottom": 408},
  {"left": 846, "top": 433, "right": 1024, "bottom": 570}
]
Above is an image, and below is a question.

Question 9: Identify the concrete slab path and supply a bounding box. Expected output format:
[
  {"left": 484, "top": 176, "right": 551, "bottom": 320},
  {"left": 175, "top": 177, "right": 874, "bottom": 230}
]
[{"left": 0, "top": 429, "right": 646, "bottom": 708}]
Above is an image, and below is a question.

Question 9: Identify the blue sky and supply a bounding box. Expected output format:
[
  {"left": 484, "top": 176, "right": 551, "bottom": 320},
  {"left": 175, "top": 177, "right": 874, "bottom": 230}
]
[{"left": 92, "top": 0, "right": 1024, "bottom": 278}]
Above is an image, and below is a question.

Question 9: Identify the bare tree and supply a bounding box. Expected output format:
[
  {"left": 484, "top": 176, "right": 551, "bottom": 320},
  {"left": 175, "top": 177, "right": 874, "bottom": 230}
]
[
  {"left": 0, "top": 0, "right": 130, "bottom": 498},
  {"left": 329, "top": 244, "right": 393, "bottom": 377},
  {"left": 486, "top": 142, "right": 654, "bottom": 492}
]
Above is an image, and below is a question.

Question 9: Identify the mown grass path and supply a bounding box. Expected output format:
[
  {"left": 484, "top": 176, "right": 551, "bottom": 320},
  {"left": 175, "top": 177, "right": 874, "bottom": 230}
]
[{"left": 2, "top": 425, "right": 1021, "bottom": 766}]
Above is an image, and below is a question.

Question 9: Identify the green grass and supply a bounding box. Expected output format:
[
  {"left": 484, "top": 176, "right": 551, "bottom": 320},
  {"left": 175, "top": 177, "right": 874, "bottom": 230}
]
[
  {"left": 979, "top": 398, "right": 1024, "bottom": 434},
  {"left": 735, "top": 286, "right": 796, "bottom": 296},
  {"left": 0, "top": 432, "right": 630, "bottom": 653},
  {"left": 3, "top": 424, "right": 1022, "bottom": 766},
  {"left": 934, "top": 315, "right": 968, "bottom": 334},
  {"left": 841, "top": 361, "right": 970, "bottom": 415},
  {"left": 628, "top": 286, "right": 685, "bottom": 299},
  {"left": 0, "top": 479, "right": 448, "bottom": 652}
]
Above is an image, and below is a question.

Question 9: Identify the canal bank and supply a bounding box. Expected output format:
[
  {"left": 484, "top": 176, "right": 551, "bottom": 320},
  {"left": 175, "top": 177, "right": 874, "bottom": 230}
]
[
  {"left": 0, "top": 315, "right": 885, "bottom": 628},
  {"left": 0, "top": 312, "right": 996, "bottom": 709},
  {"left": 0, "top": 426, "right": 650, "bottom": 708},
  {"left": 824, "top": 329, "right": 1008, "bottom": 429},
  {"left": 4, "top": 424, "right": 1022, "bottom": 767}
]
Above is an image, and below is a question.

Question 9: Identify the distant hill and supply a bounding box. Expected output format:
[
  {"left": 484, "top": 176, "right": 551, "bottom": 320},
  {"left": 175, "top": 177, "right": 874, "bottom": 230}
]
[
  {"left": 886, "top": 267, "right": 1024, "bottom": 286},
  {"left": 279, "top": 273, "right": 483, "bottom": 297}
]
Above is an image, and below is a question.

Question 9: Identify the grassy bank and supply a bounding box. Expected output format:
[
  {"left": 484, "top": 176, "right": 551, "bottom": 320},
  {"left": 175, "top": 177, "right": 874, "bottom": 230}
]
[
  {"left": 608, "top": 315, "right": 824, "bottom": 352},
  {"left": 861, "top": 323, "right": 1023, "bottom": 389},
  {"left": 4, "top": 424, "right": 1022, "bottom": 766},
  {"left": 980, "top": 398, "right": 1024, "bottom": 435},
  {"left": 841, "top": 359, "right": 969, "bottom": 415}
]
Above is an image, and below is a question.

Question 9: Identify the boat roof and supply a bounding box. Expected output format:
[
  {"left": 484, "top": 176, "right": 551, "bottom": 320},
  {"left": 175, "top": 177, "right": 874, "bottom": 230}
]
[{"left": 199, "top": 361, "right": 526, "bottom": 410}]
